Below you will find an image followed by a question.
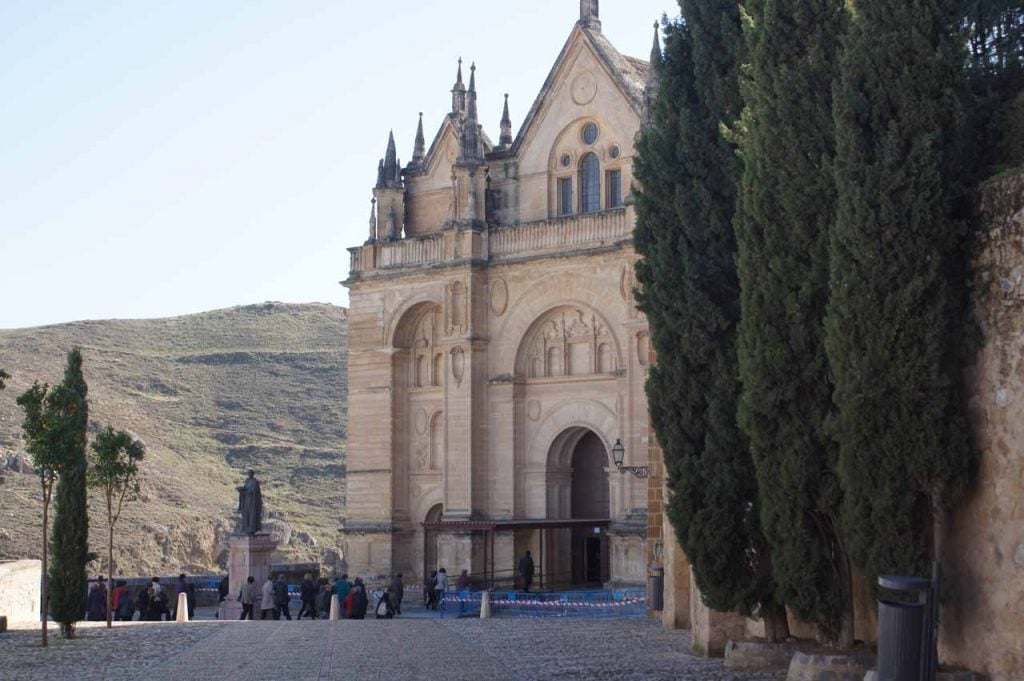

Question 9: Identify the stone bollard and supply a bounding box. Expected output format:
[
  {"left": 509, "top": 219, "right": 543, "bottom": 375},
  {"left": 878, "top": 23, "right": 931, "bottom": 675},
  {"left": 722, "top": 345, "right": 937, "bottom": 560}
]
[
  {"left": 479, "top": 590, "right": 491, "bottom": 619},
  {"left": 175, "top": 593, "right": 189, "bottom": 623},
  {"left": 329, "top": 594, "right": 341, "bottom": 621}
]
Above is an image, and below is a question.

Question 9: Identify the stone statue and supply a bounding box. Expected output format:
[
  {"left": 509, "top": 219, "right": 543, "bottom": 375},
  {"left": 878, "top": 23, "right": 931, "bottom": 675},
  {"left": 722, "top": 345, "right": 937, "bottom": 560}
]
[{"left": 237, "top": 470, "right": 263, "bottom": 535}]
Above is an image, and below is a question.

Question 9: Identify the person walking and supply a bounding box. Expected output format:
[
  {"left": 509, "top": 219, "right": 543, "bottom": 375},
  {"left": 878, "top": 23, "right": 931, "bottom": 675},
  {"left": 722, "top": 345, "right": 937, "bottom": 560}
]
[
  {"left": 433, "top": 568, "right": 448, "bottom": 610},
  {"left": 298, "top": 573, "right": 318, "bottom": 619},
  {"left": 519, "top": 550, "right": 535, "bottom": 593},
  {"left": 87, "top": 581, "right": 106, "bottom": 621},
  {"left": 274, "top": 574, "right": 292, "bottom": 620},
  {"left": 113, "top": 580, "right": 132, "bottom": 622},
  {"left": 349, "top": 578, "right": 368, "bottom": 620},
  {"left": 375, "top": 587, "right": 395, "bottom": 619},
  {"left": 334, "top": 573, "right": 350, "bottom": 618},
  {"left": 172, "top": 573, "right": 188, "bottom": 620},
  {"left": 239, "top": 576, "right": 257, "bottom": 620},
  {"left": 260, "top": 575, "right": 276, "bottom": 620},
  {"left": 135, "top": 585, "right": 150, "bottom": 621},
  {"left": 425, "top": 570, "right": 438, "bottom": 609},
  {"left": 390, "top": 573, "right": 404, "bottom": 615},
  {"left": 316, "top": 582, "right": 332, "bottom": 619},
  {"left": 456, "top": 569, "right": 470, "bottom": 591}
]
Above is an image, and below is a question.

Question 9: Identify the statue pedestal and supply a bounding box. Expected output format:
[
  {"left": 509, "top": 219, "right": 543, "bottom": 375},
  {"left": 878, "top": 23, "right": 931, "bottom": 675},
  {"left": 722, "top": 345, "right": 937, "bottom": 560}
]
[{"left": 219, "top": 534, "right": 277, "bottom": 620}]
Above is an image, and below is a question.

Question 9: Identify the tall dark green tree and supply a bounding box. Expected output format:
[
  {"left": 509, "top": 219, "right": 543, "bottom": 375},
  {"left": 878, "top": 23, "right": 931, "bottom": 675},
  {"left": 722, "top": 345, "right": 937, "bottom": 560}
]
[
  {"left": 48, "top": 348, "right": 90, "bottom": 638},
  {"left": 734, "top": 0, "right": 852, "bottom": 645},
  {"left": 634, "top": 2, "right": 787, "bottom": 637},
  {"left": 827, "top": 0, "right": 976, "bottom": 584}
]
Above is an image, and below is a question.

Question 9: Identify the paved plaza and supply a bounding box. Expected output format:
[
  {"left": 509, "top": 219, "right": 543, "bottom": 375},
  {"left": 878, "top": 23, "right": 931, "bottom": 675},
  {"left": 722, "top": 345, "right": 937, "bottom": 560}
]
[{"left": 0, "top": 616, "right": 785, "bottom": 681}]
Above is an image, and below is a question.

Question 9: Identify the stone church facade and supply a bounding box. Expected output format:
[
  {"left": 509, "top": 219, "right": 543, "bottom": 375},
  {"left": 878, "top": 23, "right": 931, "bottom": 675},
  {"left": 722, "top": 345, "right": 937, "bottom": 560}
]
[{"left": 341, "top": 2, "right": 655, "bottom": 587}]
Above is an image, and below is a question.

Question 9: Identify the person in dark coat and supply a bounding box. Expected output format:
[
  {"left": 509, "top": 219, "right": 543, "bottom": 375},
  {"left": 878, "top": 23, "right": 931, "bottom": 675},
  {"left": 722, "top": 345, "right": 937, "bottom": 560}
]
[
  {"left": 425, "top": 570, "right": 438, "bottom": 609},
  {"left": 172, "top": 573, "right": 188, "bottom": 620},
  {"left": 375, "top": 588, "right": 395, "bottom": 619},
  {"left": 349, "top": 578, "right": 368, "bottom": 620},
  {"left": 135, "top": 586, "right": 150, "bottom": 621},
  {"left": 390, "top": 573, "right": 404, "bottom": 615},
  {"left": 316, "top": 582, "right": 332, "bottom": 619},
  {"left": 186, "top": 582, "right": 196, "bottom": 620},
  {"left": 86, "top": 582, "right": 106, "bottom": 621},
  {"left": 274, "top": 574, "right": 292, "bottom": 620},
  {"left": 519, "top": 551, "right": 535, "bottom": 593},
  {"left": 298, "top": 573, "right": 318, "bottom": 619}
]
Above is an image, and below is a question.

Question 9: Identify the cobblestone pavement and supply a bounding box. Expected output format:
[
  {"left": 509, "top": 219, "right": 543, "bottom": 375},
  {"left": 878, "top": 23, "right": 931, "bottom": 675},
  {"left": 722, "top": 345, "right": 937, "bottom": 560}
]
[{"left": 0, "top": 617, "right": 786, "bottom": 681}]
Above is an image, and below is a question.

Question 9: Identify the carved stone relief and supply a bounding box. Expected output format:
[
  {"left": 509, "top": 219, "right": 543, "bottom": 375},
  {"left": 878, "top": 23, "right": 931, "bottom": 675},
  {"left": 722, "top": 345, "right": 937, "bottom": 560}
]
[
  {"left": 636, "top": 331, "right": 650, "bottom": 368},
  {"left": 451, "top": 346, "right": 466, "bottom": 386},
  {"left": 525, "top": 306, "right": 615, "bottom": 378},
  {"left": 447, "top": 280, "right": 469, "bottom": 336},
  {"left": 571, "top": 71, "right": 598, "bottom": 105},
  {"left": 527, "top": 400, "right": 542, "bottom": 421},
  {"left": 415, "top": 408, "right": 428, "bottom": 435},
  {"left": 490, "top": 278, "right": 509, "bottom": 317}
]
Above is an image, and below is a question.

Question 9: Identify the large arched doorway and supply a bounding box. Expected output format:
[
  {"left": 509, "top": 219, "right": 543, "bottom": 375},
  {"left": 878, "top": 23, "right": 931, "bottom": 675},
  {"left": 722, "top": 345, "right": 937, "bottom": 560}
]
[
  {"left": 570, "top": 431, "right": 609, "bottom": 585},
  {"left": 546, "top": 427, "right": 610, "bottom": 587}
]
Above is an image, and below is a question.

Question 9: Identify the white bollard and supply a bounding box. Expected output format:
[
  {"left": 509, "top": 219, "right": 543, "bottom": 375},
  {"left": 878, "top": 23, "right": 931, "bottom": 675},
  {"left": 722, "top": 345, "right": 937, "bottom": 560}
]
[
  {"left": 329, "top": 594, "right": 341, "bottom": 621},
  {"left": 480, "top": 590, "right": 491, "bottom": 619},
  {"left": 175, "top": 592, "right": 189, "bottom": 622}
]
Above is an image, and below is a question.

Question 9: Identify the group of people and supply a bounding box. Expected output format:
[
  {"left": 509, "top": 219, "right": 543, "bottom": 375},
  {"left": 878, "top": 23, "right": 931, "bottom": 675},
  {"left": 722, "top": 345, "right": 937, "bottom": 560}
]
[
  {"left": 85, "top": 574, "right": 196, "bottom": 622},
  {"left": 235, "top": 572, "right": 407, "bottom": 621}
]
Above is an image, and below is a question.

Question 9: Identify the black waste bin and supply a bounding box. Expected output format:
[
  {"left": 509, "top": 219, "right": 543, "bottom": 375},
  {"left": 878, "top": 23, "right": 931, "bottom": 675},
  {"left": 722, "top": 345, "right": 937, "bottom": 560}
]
[
  {"left": 647, "top": 567, "right": 664, "bottom": 611},
  {"left": 877, "top": 574, "right": 932, "bottom": 681}
]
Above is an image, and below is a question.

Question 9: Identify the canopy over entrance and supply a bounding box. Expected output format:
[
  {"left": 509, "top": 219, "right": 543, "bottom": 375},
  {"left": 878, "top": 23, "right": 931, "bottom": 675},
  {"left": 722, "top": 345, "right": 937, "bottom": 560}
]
[{"left": 420, "top": 518, "right": 612, "bottom": 590}]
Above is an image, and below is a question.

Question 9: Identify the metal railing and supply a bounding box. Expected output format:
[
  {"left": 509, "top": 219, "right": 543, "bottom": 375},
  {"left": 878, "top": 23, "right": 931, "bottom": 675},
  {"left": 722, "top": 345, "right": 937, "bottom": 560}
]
[{"left": 439, "top": 588, "right": 646, "bottom": 619}]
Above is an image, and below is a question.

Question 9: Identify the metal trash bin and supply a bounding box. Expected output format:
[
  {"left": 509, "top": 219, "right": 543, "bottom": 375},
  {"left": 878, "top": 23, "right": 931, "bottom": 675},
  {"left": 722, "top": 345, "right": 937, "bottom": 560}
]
[
  {"left": 877, "top": 574, "right": 934, "bottom": 681},
  {"left": 647, "top": 567, "right": 664, "bottom": 611}
]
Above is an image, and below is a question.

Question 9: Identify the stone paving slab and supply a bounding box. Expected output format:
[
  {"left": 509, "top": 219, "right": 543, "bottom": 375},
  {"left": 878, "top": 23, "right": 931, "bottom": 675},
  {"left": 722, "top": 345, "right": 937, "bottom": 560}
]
[{"left": 0, "top": 618, "right": 786, "bottom": 681}]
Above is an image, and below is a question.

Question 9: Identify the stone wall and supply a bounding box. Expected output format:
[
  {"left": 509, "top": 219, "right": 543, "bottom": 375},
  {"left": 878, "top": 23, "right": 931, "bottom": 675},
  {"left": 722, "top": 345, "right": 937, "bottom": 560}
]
[
  {"left": 940, "top": 167, "right": 1024, "bottom": 681},
  {"left": 0, "top": 560, "right": 41, "bottom": 625}
]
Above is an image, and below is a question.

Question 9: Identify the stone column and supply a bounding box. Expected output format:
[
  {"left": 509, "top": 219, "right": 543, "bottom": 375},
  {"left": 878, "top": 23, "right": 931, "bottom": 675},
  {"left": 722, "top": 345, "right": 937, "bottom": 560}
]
[{"left": 220, "top": 534, "right": 278, "bottom": 620}]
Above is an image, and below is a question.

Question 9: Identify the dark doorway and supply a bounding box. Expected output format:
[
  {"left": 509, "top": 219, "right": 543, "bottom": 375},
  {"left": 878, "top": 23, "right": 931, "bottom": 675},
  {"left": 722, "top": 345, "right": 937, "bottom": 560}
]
[{"left": 570, "top": 431, "right": 609, "bottom": 585}]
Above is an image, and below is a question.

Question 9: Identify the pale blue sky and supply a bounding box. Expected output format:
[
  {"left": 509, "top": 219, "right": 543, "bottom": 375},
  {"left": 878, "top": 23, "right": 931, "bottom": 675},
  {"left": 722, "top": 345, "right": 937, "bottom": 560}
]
[{"left": 0, "top": 1, "right": 677, "bottom": 329}]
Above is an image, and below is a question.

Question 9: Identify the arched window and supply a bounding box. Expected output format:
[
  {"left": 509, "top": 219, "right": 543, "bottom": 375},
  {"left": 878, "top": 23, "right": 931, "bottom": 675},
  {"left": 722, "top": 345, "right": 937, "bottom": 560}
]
[{"left": 579, "top": 153, "right": 600, "bottom": 213}]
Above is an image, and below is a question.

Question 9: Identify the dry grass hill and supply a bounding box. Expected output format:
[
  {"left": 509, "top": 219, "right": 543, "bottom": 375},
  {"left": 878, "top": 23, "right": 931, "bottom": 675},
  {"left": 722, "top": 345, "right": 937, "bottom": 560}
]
[{"left": 0, "top": 302, "right": 347, "bottom": 577}]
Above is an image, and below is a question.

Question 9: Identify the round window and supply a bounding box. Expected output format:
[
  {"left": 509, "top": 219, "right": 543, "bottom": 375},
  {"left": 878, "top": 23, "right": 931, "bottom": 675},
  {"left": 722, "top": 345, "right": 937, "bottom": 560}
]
[
  {"left": 610, "top": 145, "right": 620, "bottom": 159},
  {"left": 561, "top": 154, "right": 572, "bottom": 168},
  {"left": 582, "top": 123, "right": 599, "bottom": 145}
]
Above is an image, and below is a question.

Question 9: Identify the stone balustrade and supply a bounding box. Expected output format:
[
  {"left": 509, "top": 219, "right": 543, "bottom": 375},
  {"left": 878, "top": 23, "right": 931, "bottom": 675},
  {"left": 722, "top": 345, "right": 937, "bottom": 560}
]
[
  {"left": 348, "top": 207, "right": 633, "bottom": 279},
  {"left": 489, "top": 207, "right": 632, "bottom": 261}
]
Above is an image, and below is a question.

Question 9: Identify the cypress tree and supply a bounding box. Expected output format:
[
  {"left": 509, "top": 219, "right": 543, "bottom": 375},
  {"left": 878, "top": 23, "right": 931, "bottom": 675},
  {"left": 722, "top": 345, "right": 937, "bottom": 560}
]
[
  {"left": 827, "top": 0, "right": 976, "bottom": 584},
  {"left": 734, "top": 0, "right": 852, "bottom": 644},
  {"left": 635, "top": 3, "right": 786, "bottom": 635},
  {"left": 48, "top": 348, "right": 90, "bottom": 638}
]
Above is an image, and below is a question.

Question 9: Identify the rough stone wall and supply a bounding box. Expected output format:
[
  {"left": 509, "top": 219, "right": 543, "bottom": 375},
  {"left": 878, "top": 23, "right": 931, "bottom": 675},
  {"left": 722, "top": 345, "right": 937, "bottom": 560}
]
[
  {"left": 0, "top": 560, "right": 41, "bottom": 624},
  {"left": 941, "top": 167, "right": 1024, "bottom": 681}
]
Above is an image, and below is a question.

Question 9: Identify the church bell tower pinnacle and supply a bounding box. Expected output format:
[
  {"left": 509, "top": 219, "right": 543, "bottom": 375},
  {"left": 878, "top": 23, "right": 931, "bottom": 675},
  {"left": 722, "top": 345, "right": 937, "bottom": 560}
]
[{"left": 579, "top": 0, "right": 601, "bottom": 32}]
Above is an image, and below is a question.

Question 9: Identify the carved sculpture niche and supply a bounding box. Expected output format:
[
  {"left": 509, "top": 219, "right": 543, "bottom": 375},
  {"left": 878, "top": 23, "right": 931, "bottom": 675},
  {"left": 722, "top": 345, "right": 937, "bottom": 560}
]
[
  {"left": 526, "top": 306, "right": 615, "bottom": 379},
  {"left": 447, "top": 280, "right": 468, "bottom": 336},
  {"left": 411, "top": 306, "right": 443, "bottom": 388}
]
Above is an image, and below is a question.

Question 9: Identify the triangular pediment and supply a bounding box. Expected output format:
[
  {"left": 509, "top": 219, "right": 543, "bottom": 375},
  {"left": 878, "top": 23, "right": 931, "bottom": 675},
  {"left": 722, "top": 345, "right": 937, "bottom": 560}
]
[{"left": 507, "top": 25, "right": 648, "bottom": 157}]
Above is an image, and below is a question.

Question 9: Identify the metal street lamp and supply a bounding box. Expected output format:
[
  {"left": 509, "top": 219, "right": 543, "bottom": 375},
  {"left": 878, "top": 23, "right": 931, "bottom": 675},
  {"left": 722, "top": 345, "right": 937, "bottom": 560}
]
[{"left": 611, "top": 438, "right": 649, "bottom": 479}]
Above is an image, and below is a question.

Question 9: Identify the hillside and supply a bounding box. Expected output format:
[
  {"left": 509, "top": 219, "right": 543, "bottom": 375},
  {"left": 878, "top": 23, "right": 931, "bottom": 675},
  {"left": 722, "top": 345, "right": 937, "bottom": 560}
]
[{"left": 0, "top": 302, "right": 347, "bottom": 576}]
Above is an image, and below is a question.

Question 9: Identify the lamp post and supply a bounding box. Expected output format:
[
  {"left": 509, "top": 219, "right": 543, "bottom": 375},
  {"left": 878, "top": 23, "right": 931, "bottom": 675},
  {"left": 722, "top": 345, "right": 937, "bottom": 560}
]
[{"left": 611, "top": 438, "right": 648, "bottom": 479}]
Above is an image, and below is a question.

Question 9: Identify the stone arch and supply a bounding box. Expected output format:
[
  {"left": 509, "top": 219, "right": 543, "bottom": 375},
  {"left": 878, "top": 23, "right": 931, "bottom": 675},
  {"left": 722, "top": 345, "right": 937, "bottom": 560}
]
[
  {"left": 388, "top": 295, "right": 443, "bottom": 349},
  {"left": 491, "top": 270, "right": 626, "bottom": 377},
  {"left": 514, "top": 304, "right": 621, "bottom": 379}
]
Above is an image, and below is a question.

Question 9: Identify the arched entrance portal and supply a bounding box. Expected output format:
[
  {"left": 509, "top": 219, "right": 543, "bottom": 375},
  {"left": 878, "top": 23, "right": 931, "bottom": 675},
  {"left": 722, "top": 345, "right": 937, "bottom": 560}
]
[{"left": 547, "top": 428, "right": 610, "bottom": 587}]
